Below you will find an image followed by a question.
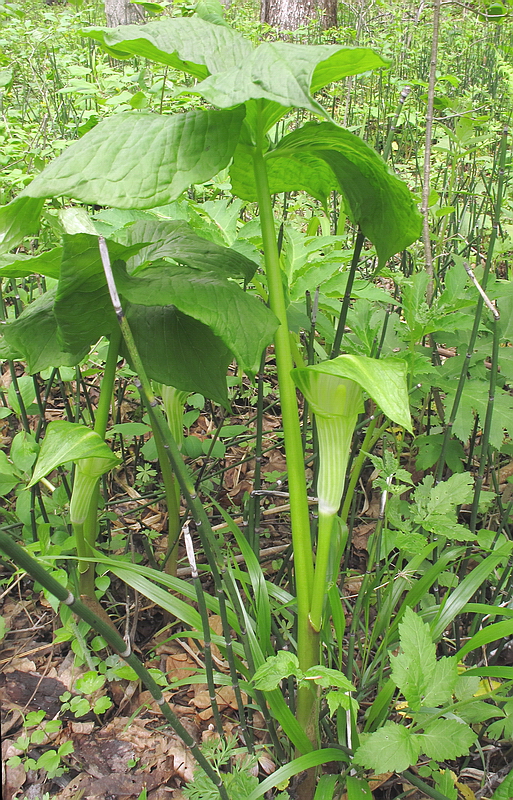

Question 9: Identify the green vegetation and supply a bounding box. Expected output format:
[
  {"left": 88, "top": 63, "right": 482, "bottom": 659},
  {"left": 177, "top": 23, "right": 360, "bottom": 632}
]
[{"left": 1, "top": 1, "right": 513, "bottom": 799}]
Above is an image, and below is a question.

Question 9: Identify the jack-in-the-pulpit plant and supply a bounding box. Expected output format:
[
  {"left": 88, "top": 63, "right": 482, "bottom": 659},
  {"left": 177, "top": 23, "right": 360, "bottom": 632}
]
[
  {"left": 0, "top": 3, "right": 422, "bottom": 796},
  {"left": 292, "top": 355, "right": 412, "bottom": 633}
]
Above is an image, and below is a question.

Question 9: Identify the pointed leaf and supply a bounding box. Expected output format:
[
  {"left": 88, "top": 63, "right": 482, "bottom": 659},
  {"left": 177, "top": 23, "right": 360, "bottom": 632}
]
[
  {"left": 231, "top": 142, "right": 337, "bottom": 209},
  {"left": 114, "top": 261, "right": 278, "bottom": 375},
  {"left": 18, "top": 108, "right": 245, "bottom": 210},
  {"left": 83, "top": 18, "right": 252, "bottom": 76},
  {"left": 2, "top": 287, "right": 88, "bottom": 373},
  {"left": 422, "top": 656, "right": 458, "bottom": 707},
  {"left": 28, "top": 421, "right": 119, "bottom": 487},
  {"left": 0, "top": 197, "right": 44, "bottom": 254},
  {"left": 54, "top": 234, "right": 144, "bottom": 352},
  {"left": 0, "top": 247, "right": 62, "bottom": 279},
  {"left": 420, "top": 718, "right": 476, "bottom": 761},
  {"left": 125, "top": 303, "right": 231, "bottom": 407},
  {"left": 294, "top": 354, "right": 412, "bottom": 431},
  {"left": 196, "top": 42, "right": 389, "bottom": 117},
  {"left": 353, "top": 721, "right": 421, "bottom": 773},
  {"left": 390, "top": 607, "right": 436, "bottom": 711},
  {"left": 267, "top": 122, "right": 421, "bottom": 265},
  {"left": 116, "top": 219, "right": 257, "bottom": 281}
]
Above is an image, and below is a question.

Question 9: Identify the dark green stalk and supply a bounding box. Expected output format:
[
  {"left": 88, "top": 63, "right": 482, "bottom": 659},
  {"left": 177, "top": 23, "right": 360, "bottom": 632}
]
[
  {"left": 0, "top": 530, "right": 230, "bottom": 800},
  {"left": 247, "top": 350, "right": 266, "bottom": 555},
  {"left": 330, "top": 230, "right": 365, "bottom": 359}
]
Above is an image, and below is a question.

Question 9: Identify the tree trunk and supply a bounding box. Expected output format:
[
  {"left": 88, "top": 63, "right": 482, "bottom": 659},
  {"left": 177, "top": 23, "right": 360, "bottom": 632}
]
[
  {"left": 104, "top": 0, "right": 145, "bottom": 27},
  {"left": 261, "top": 0, "right": 337, "bottom": 30}
]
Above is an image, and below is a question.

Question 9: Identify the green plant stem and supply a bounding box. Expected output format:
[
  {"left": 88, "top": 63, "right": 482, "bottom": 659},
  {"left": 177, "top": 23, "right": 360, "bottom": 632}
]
[
  {"left": 152, "top": 420, "right": 181, "bottom": 576},
  {"left": 0, "top": 530, "right": 230, "bottom": 800},
  {"left": 251, "top": 114, "right": 318, "bottom": 743},
  {"left": 309, "top": 510, "right": 336, "bottom": 633}
]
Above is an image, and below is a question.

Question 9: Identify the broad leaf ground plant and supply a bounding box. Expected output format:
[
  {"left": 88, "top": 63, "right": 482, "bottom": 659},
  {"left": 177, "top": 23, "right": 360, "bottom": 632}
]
[{"left": 2, "top": 1, "right": 513, "bottom": 799}]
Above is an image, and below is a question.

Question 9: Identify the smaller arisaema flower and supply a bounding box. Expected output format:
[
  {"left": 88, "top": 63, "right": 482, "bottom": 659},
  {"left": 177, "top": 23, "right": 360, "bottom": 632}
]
[{"left": 292, "top": 354, "right": 412, "bottom": 632}]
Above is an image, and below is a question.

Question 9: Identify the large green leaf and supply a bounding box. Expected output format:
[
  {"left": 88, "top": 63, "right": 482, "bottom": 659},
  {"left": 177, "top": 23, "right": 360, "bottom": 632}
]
[
  {"left": 294, "top": 354, "right": 412, "bottom": 431},
  {"left": 28, "top": 421, "right": 119, "bottom": 487},
  {"left": 114, "top": 261, "right": 278, "bottom": 375},
  {"left": 82, "top": 17, "right": 252, "bottom": 77},
  {"left": 2, "top": 287, "right": 88, "bottom": 373},
  {"left": 115, "top": 219, "right": 258, "bottom": 281},
  {"left": 125, "top": 303, "right": 232, "bottom": 407},
  {"left": 84, "top": 20, "right": 387, "bottom": 120},
  {"left": 54, "top": 234, "right": 144, "bottom": 352},
  {"left": 0, "top": 197, "right": 44, "bottom": 255},
  {"left": 231, "top": 142, "right": 338, "bottom": 209},
  {"left": 233, "top": 121, "right": 421, "bottom": 265},
  {"left": 0, "top": 247, "right": 62, "bottom": 279},
  {"left": 17, "top": 107, "right": 245, "bottom": 210},
  {"left": 195, "top": 42, "right": 389, "bottom": 118}
]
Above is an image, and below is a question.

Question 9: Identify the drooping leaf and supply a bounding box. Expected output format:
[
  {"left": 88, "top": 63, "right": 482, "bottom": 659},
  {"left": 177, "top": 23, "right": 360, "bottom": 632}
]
[
  {"left": 0, "top": 247, "right": 62, "bottom": 279},
  {"left": 125, "top": 304, "right": 232, "bottom": 407},
  {"left": 54, "top": 234, "right": 144, "bottom": 352},
  {"left": 115, "top": 219, "right": 258, "bottom": 281},
  {"left": 420, "top": 718, "right": 476, "bottom": 761},
  {"left": 2, "top": 288, "right": 88, "bottom": 373},
  {"left": 85, "top": 18, "right": 388, "bottom": 121},
  {"left": 17, "top": 107, "right": 245, "bottom": 210},
  {"left": 270, "top": 122, "right": 421, "bottom": 264},
  {"left": 231, "top": 142, "right": 338, "bottom": 209},
  {"left": 114, "top": 261, "right": 278, "bottom": 375},
  {"left": 195, "top": 42, "right": 389, "bottom": 118},
  {"left": 353, "top": 721, "right": 421, "bottom": 774},
  {"left": 82, "top": 17, "right": 252, "bottom": 76},
  {"left": 28, "top": 421, "right": 119, "bottom": 487},
  {"left": 293, "top": 354, "right": 412, "bottom": 431},
  {"left": 0, "top": 197, "right": 45, "bottom": 255}
]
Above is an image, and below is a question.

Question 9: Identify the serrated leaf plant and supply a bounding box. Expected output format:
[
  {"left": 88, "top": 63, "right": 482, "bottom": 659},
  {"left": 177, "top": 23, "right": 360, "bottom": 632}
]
[
  {"left": 0, "top": 2, "right": 422, "bottom": 795},
  {"left": 353, "top": 608, "right": 478, "bottom": 775}
]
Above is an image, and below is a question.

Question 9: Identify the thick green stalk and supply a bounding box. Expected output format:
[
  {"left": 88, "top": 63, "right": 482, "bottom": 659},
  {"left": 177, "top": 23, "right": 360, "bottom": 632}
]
[{"left": 251, "top": 109, "right": 318, "bottom": 738}]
